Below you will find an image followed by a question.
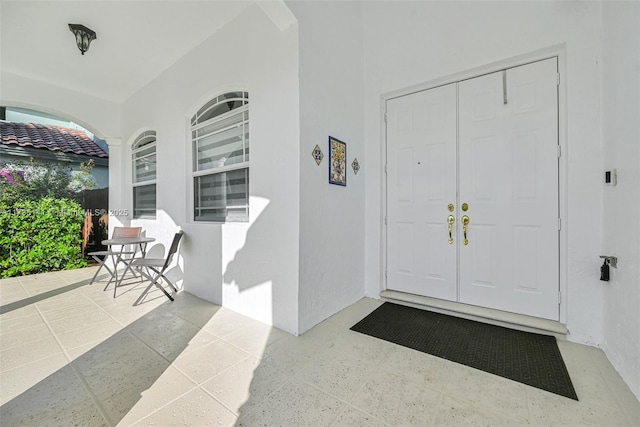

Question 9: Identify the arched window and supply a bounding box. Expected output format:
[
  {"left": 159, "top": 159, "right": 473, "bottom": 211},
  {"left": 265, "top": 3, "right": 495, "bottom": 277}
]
[
  {"left": 132, "top": 130, "right": 156, "bottom": 219},
  {"left": 191, "top": 91, "right": 249, "bottom": 222}
]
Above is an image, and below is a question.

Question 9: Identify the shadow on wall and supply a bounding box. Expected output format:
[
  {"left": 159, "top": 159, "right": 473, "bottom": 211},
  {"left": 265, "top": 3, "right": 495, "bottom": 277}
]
[{"left": 223, "top": 199, "right": 289, "bottom": 330}]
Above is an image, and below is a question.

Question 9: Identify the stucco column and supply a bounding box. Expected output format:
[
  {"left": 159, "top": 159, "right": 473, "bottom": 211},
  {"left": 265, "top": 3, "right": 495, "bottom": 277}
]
[{"left": 105, "top": 138, "right": 125, "bottom": 229}]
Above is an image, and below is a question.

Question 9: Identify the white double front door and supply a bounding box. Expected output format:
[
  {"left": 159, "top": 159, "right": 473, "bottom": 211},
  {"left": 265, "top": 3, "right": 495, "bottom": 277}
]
[{"left": 386, "top": 58, "right": 560, "bottom": 321}]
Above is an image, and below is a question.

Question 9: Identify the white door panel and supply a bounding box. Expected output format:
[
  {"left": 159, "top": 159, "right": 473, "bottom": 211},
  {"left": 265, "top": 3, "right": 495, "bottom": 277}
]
[
  {"left": 458, "top": 58, "right": 559, "bottom": 320},
  {"left": 386, "top": 84, "right": 458, "bottom": 300},
  {"left": 385, "top": 58, "right": 559, "bottom": 321}
]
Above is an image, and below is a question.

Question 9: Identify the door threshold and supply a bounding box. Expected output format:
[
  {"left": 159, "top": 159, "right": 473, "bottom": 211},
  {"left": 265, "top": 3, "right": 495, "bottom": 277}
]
[{"left": 380, "top": 290, "right": 568, "bottom": 339}]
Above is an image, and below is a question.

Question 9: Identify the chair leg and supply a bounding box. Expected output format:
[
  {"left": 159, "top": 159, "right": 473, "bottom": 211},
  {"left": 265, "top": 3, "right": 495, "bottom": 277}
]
[
  {"left": 139, "top": 266, "right": 175, "bottom": 301},
  {"left": 90, "top": 256, "right": 113, "bottom": 285},
  {"left": 160, "top": 275, "right": 178, "bottom": 292}
]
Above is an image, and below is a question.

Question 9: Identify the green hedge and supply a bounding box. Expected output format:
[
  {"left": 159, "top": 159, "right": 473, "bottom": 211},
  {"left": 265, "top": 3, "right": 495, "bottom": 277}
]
[{"left": 0, "top": 197, "right": 87, "bottom": 278}]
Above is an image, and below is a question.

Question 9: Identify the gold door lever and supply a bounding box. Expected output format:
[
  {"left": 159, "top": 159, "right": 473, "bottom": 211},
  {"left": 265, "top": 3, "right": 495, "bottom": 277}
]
[
  {"left": 447, "top": 215, "right": 455, "bottom": 244},
  {"left": 462, "top": 215, "right": 469, "bottom": 245}
]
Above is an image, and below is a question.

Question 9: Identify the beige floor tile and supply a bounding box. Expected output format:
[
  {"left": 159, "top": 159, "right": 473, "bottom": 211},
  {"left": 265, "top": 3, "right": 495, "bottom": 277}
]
[
  {"left": 558, "top": 340, "right": 602, "bottom": 376},
  {"left": 589, "top": 348, "right": 640, "bottom": 424},
  {"left": 434, "top": 395, "right": 525, "bottom": 426},
  {"left": 96, "top": 301, "right": 157, "bottom": 326},
  {"left": 67, "top": 339, "right": 106, "bottom": 361},
  {"left": 132, "top": 388, "right": 237, "bottom": 427},
  {"left": 325, "top": 329, "right": 397, "bottom": 367},
  {"left": 35, "top": 293, "right": 96, "bottom": 315},
  {"left": 22, "top": 281, "right": 78, "bottom": 298},
  {"left": 0, "top": 304, "right": 39, "bottom": 321},
  {"left": 56, "top": 319, "right": 122, "bottom": 351},
  {"left": 160, "top": 293, "right": 230, "bottom": 327},
  {"left": 203, "top": 311, "right": 261, "bottom": 338},
  {"left": 73, "top": 332, "right": 170, "bottom": 397},
  {"left": 0, "top": 321, "right": 53, "bottom": 350},
  {"left": 126, "top": 309, "right": 208, "bottom": 361},
  {"left": 320, "top": 298, "right": 383, "bottom": 330},
  {"left": 38, "top": 301, "right": 99, "bottom": 323},
  {"left": 0, "top": 283, "right": 29, "bottom": 304},
  {"left": 0, "top": 352, "right": 69, "bottom": 405},
  {"left": 257, "top": 333, "right": 325, "bottom": 376},
  {"left": 174, "top": 339, "right": 250, "bottom": 384},
  {"left": 2, "top": 273, "right": 638, "bottom": 427},
  {"left": 0, "top": 309, "right": 45, "bottom": 334},
  {"left": 0, "top": 365, "right": 97, "bottom": 426},
  {"left": 202, "top": 356, "right": 291, "bottom": 416},
  {"left": 223, "top": 321, "right": 288, "bottom": 357},
  {"left": 330, "top": 406, "right": 389, "bottom": 427},
  {"left": 526, "top": 385, "right": 630, "bottom": 425},
  {"left": 299, "top": 348, "right": 379, "bottom": 401},
  {"left": 0, "top": 277, "right": 22, "bottom": 285},
  {"left": 47, "top": 397, "right": 109, "bottom": 427},
  {"left": 116, "top": 366, "right": 197, "bottom": 426},
  {"left": 350, "top": 368, "right": 441, "bottom": 426},
  {"left": 237, "top": 378, "right": 344, "bottom": 427},
  {"left": 570, "top": 368, "right": 621, "bottom": 410},
  {"left": 380, "top": 346, "right": 453, "bottom": 389},
  {"left": 47, "top": 309, "right": 114, "bottom": 335},
  {"left": 0, "top": 336, "right": 63, "bottom": 371},
  {"left": 441, "top": 363, "right": 530, "bottom": 422}
]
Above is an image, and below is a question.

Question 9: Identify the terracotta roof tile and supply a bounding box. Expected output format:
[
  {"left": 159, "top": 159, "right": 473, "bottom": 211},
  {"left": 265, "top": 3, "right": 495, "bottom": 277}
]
[{"left": 0, "top": 121, "right": 108, "bottom": 158}]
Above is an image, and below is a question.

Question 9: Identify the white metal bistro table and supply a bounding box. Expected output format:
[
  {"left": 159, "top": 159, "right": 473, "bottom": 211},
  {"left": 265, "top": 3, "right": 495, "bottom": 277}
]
[{"left": 101, "top": 236, "right": 155, "bottom": 296}]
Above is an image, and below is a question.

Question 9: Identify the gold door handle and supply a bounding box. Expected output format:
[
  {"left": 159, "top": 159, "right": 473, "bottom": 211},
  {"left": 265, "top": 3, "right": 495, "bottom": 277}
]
[
  {"left": 462, "top": 215, "right": 469, "bottom": 245},
  {"left": 447, "top": 215, "right": 455, "bottom": 244}
]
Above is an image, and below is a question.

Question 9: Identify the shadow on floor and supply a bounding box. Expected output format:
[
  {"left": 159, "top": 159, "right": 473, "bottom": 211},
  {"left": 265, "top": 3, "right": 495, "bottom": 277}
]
[
  {"left": 0, "top": 276, "right": 101, "bottom": 315},
  {"left": 0, "top": 279, "right": 226, "bottom": 426}
]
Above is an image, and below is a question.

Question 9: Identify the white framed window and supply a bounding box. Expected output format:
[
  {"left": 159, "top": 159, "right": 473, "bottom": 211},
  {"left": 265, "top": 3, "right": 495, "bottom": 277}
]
[
  {"left": 191, "top": 92, "right": 249, "bottom": 222},
  {"left": 132, "top": 130, "right": 157, "bottom": 219}
]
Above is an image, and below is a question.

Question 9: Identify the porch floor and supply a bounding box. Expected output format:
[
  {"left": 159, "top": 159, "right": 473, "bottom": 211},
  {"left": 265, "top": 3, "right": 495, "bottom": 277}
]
[{"left": 1, "top": 267, "right": 638, "bottom": 426}]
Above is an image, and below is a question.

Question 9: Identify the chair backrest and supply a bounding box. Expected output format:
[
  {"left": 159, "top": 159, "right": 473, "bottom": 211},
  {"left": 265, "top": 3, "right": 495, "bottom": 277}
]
[
  {"left": 162, "top": 231, "right": 185, "bottom": 270},
  {"left": 112, "top": 227, "right": 142, "bottom": 239}
]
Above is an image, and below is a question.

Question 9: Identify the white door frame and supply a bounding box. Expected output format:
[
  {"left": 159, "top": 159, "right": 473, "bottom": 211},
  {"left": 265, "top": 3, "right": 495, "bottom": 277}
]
[{"left": 380, "top": 44, "right": 568, "bottom": 324}]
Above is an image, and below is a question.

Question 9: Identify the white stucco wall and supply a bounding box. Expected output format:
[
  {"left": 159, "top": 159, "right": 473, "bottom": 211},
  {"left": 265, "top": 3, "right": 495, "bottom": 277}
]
[
  {"left": 118, "top": 5, "right": 300, "bottom": 334},
  {"left": 363, "top": 1, "right": 605, "bottom": 344},
  {"left": 601, "top": 2, "right": 640, "bottom": 400},
  {"left": 287, "top": 1, "right": 366, "bottom": 333},
  {"left": 0, "top": 71, "right": 121, "bottom": 139}
]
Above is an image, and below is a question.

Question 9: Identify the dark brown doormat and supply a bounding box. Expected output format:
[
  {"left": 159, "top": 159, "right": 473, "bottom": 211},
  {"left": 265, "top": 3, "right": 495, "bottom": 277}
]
[{"left": 350, "top": 302, "right": 578, "bottom": 400}]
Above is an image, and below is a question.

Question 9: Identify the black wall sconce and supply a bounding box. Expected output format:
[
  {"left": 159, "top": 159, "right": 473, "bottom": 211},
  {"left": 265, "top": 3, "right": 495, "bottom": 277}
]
[{"left": 68, "top": 24, "right": 97, "bottom": 55}]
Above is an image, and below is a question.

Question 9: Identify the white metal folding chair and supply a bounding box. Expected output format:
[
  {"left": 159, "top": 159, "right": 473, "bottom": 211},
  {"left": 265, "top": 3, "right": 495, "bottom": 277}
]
[
  {"left": 88, "top": 226, "right": 142, "bottom": 286},
  {"left": 131, "top": 231, "right": 184, "bottom": 302}
]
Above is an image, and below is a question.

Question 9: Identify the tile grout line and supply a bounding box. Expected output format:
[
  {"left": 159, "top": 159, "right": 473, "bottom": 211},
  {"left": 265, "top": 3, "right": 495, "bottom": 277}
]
[
  {"left": 27, "top": 289, "right": 114, "bottom": 426},
  {"left": 116, "top": 383, "right": 201, "bottom": 427},
  {"left": 586, "top": 348, "right": 637, "bottom": 423},
  {"left": 323, "top": 349, "right": 395, "bottom": 426}
]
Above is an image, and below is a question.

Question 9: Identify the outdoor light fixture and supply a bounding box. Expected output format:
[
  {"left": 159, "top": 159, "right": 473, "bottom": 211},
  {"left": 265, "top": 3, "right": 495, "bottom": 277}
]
[{"left": 68, "top": 24, "right": 97, "bottom": 55}]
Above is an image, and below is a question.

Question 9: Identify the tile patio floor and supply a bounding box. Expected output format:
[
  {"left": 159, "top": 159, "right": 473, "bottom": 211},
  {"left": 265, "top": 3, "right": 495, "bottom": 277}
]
[{"left": 1, "top": 267, "right": 639, "bottom": 426}]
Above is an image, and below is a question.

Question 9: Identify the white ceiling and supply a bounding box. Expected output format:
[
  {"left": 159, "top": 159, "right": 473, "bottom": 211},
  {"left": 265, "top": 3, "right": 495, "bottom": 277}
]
[{"left": 0, "top": 1, "right": 256, "bottom": 103}]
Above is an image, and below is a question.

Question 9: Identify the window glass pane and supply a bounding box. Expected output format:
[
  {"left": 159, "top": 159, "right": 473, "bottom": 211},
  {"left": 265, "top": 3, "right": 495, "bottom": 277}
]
[
  {"left": 133, "top": 132, "right": 156, "bottom": 150},
  {"left": 195, "top": 92, "right": 248, "bottom": 124},
  {"left": 134, "top": 184, "right": 156, "bottom": 219},
  {"left": 195, "top": 126, "right": 244, "bottom": 171},
  {"left": 194, "top": 168, "right": 248, "bottom": 222},
  {"left": 196, "top": 112, "right": 243, "bottom": 138},
  {"left": 134, "top": 153, "right": 156, "bottom": 183},
  {"left": 134, "top": 145, "right": 155, "bottom": 159}
]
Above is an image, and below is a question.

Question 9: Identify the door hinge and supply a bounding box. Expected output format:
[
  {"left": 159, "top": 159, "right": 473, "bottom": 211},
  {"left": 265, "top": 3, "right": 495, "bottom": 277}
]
[
  {"left": 384, "top": 216, "right": 387, "bottom": 225},
  {"left": 384, "top": 112, "right": 388, "bottom": 123},
  {"left": 558, "top": 291, "right": 562, "bottom": 305},
  {"left": 558, "top": 218, "right": 562, "bottom": 231},
  {"left": 557, "top": 73, "right": 561, "bottom": 86},
  {"left": 557, "top": 145, "right": 562, "bottom": 158},
  {"left": 385, "top": 270, "right": 388, "bottom": 278},
  {"left": 384, "top": 164, "right": 387, "bottom": 174}
]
